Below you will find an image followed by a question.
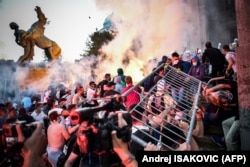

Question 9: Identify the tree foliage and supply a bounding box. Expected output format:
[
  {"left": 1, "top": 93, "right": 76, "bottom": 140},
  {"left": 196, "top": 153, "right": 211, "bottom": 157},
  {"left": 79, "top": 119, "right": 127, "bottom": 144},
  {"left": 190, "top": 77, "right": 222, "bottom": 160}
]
[{"left": 82, "top": 30, "right": 114, "bottom": 57}]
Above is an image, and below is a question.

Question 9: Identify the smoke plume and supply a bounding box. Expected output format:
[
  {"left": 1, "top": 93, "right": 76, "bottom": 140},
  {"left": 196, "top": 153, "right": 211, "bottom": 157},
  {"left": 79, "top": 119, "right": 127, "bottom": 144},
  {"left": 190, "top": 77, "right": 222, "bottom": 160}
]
[
  {"left": 94, "top": 0, "right": 202, "bottom": 80},
  {"left": 1, "top": 0, "right": 205, "bottom": 104}
]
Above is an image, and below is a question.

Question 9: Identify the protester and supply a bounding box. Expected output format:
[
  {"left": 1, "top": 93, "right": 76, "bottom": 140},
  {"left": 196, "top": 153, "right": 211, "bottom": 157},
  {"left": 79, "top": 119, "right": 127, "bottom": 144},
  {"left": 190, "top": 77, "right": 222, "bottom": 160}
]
[
  {"left": 103, "top": 81, "right": 120, "bottom": 97},
  {"left": 85, "top": 81, "right": 98, "bottom": 107},
  {"left": 21, "top": 94, "right": 32, "bottom": 112},
  {"left": 97, "top": 73, "right": 112, "bottom": 98},
  {"left": 0, "top": 42, "right": 242, "bottom": 167},
  {"left": 72, "top": 86, "right": 85, "bottom": 108},
  {"left": 17, "top": 107, "right": 35, "bottom": 123},
  {"left": 114, "top": 76, "right": 123, "bottom": 94},
  {"left": 170, "top": 52, "right": 185, "bottom": 104},
  {"left": 188, "top": 55, "right": 205, "bottom": 81},
  {"left": 122, "top": 76, "right": 141, "bottom": 111},
  {"left": 202, "top": 41, "right": 226, "bottom": 78},
  {"left": 47, "top": 109, "right": 70, "bottom": 167},
  {"left": 222, "top": 44, "right": 237, "bottom": 80},
  {"left": 30, "top": 102, "right": 47, "bottom": 123},
  {"left": 114, "top": 68, "right": 126, "bottom": 88}
]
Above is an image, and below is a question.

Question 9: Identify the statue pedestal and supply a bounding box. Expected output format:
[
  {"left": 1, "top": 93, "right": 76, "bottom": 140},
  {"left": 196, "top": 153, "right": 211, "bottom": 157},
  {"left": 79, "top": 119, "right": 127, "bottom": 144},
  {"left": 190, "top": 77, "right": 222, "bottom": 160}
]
[
  {"left": 18, "top": 67, "right": 49, "bottom": 91},
  {"left": 26, "top": 67, "right": 48, "bottom": 82}
]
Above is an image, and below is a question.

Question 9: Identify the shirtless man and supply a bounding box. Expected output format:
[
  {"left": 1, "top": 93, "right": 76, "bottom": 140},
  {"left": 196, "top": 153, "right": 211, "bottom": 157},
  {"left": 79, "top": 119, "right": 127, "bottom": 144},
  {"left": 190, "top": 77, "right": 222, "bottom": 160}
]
[{"left": 47, "top": 110, "right": 70, "bottom": 167}]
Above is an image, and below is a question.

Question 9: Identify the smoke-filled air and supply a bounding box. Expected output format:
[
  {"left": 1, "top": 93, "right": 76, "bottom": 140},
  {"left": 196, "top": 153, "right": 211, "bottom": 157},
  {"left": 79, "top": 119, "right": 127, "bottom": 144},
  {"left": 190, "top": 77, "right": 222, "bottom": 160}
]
[
  {"left": 2, "top": 0, "right": 204, "bottom": 103},
  {"left": 94, "top": 0, "right": 202, "bottom": 81}
]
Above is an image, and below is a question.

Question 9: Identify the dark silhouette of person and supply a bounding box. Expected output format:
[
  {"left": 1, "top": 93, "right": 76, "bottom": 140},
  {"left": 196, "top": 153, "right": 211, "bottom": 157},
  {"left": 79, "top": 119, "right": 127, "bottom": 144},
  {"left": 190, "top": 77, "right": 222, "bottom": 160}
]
[{"left": 202, "top": 42, "right": 226, "bottom": 78}]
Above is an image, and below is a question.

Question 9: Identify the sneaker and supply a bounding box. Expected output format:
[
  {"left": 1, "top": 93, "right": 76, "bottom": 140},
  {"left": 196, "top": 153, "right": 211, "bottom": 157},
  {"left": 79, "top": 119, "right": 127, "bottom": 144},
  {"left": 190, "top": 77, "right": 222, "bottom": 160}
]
[{"left": 211, "top": 136, "right": 225, "bottom": 147}]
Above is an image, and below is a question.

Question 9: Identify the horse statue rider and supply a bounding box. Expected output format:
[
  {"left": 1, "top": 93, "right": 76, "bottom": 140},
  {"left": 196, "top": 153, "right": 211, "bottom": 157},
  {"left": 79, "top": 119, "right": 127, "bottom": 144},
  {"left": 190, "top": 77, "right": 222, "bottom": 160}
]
[{"left": 10, "top": 6, "right": 61, "bottom": 66}]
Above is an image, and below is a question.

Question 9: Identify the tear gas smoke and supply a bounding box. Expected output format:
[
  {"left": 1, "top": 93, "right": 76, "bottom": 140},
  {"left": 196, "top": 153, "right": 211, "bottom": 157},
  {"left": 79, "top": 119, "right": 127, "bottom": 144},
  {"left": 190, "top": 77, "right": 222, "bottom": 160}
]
[
  {"left": 1, "top": 0, "right": 204, "bottom": 104},
  {"left": 95, "top": 0, "right": 203, "bottom": 76}
]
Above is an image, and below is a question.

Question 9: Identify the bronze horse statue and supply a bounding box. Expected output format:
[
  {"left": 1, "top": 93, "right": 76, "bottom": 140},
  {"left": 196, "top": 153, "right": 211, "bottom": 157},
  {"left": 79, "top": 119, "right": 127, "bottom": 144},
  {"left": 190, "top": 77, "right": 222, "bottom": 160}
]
[{"left": 10, "top": 6, "right": 61, "bottom": 66}]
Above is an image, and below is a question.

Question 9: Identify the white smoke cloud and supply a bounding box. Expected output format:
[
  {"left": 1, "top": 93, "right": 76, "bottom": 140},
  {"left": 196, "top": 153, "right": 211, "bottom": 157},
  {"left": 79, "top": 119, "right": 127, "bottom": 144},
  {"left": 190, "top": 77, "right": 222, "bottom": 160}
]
[
  {"left": 95, "top": 0, "right": 203, "bottom": 81},
  {"left": 1, "top": 0, "right": 205, "bottom": 103}
]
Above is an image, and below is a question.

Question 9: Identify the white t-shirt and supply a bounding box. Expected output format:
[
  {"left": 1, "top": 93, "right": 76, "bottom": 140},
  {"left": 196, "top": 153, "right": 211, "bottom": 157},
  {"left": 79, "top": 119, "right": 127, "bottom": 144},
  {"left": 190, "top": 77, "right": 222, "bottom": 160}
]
[
  {"left": 226, "top": 52, "right": 237, "bottom": 73},
  {"left": 86, "top": 88, "right": 96, "bottom": 105},
  {"left": 31, "top": 111, "right": 47, "bottom": 122}
]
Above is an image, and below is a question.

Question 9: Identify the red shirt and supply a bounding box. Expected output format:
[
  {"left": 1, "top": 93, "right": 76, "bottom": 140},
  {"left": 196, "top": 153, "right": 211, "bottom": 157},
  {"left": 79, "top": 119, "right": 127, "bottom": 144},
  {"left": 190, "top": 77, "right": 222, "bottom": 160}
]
[{"left": 122, "top": 84, "right": 141, "bottom": 110}]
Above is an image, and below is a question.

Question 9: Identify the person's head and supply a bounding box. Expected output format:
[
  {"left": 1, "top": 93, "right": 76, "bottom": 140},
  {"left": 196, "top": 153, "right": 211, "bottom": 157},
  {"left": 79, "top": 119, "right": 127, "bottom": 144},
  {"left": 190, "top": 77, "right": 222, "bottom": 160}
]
[
  {"left": 117, "top": 68, "right": 124, "bottom": 75},
  {"left": 222, "top": 44, "right": 230, "bottom": 54},
  {"left": 8, "top": 108, "right": 17, "bottom": 118},
  {"left": 69, "top": 110, "right": 80, "bottom": 125},
  {"left": 67, "top": 104, "right": 76, "bottom": 112},
  {"left": 58, "top": 98, "right": 67, "bottom": 108},
  {"left": 48, "top": 111, "right": 60, "bottom": 122},
  {"left": 171, "top": 52, "right": 180, "bottom": 65},
  {"left": 161, "top": 55, "right": 168, "bottom": 62},
  {"left": 2, "top": 118, "right": 18, "bottom": 139},
  {"left": 104, "top": 73, "right": 111, "bottom": 81},
  {"left": 205, "top": 41, "right": 212, "bottom": 48},
  {"left": 35, "top": 102, "right": 43, "bottom": 113},
  {"left": 46, "top": 98, "right": 56, "bottom": 110},
  {"left": 217, "top": 90, "right": 233, "bottom": 108},
  {"left": 76, "top": 86, "right": 84, "bottom": 95},
  {"left": 89, "top": 81, "right": 96, "bottom": 90},
  {"left": 210, "top": 90, "right": 233, "bottom": 108},
  {"left": 125, "top": 76, "right": 133, "bottom": 85},
  {"left": 107, "top": 81, "right": 116, "bottom": 90},
  {"left": 76, "top": 121, "right": 95, "bottom": 153},
  {"left": 18, "top": 108, "right": 27, "bottom": 116},
  {"left": 190, "top": 55, "right": 200, "bottom": 66},
  {"left": 156, "top": 67, "right": 165, "bottom": 76}
]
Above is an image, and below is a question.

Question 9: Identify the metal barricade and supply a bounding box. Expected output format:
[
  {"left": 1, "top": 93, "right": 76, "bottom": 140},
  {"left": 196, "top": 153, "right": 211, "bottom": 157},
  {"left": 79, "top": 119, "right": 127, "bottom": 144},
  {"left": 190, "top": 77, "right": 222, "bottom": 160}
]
[{"left": 122, "top": 63, "right": 202, "bottom": 151}]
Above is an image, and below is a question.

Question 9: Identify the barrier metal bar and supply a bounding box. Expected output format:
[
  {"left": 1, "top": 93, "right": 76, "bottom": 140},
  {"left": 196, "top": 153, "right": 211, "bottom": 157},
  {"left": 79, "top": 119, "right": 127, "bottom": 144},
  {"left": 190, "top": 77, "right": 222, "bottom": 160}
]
[
  {"left": 186, "top": 81, "right": 201, "bottom": 144},
  {"left": 121, "top": 63, "right": 166, "bottom": 97},
  {"left": 131, "top": 134, "right": 148, "bottom": 148},
  {"left": 124, "top": 64, "right": 203, "bottom": 150}
]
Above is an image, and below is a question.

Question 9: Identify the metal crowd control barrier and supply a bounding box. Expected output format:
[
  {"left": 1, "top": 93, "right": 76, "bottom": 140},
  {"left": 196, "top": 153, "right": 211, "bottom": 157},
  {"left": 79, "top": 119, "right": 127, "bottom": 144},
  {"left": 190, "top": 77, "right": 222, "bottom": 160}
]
[{"left": 122, "top": 63, "right": 202, "bottom": 151}]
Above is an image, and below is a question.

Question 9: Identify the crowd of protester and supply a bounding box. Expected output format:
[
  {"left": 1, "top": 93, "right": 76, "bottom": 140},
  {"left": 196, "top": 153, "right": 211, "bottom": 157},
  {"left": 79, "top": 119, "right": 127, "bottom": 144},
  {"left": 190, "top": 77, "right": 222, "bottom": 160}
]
[{"left": 0, "top": 41, "right": 239, "bottom": 167}]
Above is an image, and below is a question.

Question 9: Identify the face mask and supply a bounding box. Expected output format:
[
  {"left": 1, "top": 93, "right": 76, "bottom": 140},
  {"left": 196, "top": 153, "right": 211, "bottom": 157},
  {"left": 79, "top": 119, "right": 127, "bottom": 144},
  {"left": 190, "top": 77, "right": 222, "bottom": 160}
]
[
  {"left": 192, "top": 62, "right": 197, "bottom": 66},
  {"left": 173, "top": 60, "right": 179, "bottom": 65}
]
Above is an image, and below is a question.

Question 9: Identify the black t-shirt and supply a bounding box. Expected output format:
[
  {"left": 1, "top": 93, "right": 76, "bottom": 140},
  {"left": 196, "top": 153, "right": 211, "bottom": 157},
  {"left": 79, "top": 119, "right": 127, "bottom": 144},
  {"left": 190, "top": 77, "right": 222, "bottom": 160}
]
[
  {"left": 97, "top": 80, "right": 109, "bottom": 97},
  {"left": 103, "top": 90, "right": 120, "bottom": 97},
  {"left": 142, "top": 73, "right": 155, "bottom": 92}
]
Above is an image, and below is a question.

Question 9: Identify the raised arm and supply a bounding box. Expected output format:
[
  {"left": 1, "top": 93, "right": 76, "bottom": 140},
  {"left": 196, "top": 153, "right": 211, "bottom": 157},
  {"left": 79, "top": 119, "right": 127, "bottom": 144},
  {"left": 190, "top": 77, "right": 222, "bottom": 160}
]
[{"left": 205, "top": 83, "right": 232, "bottom": 96}]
